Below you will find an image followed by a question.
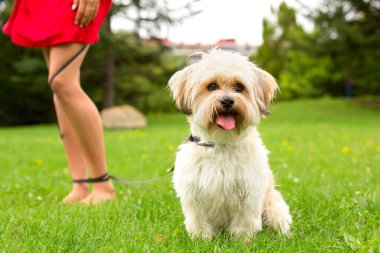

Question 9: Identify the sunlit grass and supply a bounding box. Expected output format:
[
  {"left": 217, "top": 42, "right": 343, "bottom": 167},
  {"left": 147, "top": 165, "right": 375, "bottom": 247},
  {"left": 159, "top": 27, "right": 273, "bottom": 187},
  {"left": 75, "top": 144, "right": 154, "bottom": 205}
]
[{"left": 0, "top": 99, "right": 379, "bottom": 252}]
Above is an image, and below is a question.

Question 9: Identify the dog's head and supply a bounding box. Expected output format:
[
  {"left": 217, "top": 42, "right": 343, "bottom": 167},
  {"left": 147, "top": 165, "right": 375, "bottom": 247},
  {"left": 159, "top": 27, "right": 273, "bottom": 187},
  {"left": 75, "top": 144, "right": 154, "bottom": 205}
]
[{"left": 168, "top": 49, "right": 278, "bottom": 136}]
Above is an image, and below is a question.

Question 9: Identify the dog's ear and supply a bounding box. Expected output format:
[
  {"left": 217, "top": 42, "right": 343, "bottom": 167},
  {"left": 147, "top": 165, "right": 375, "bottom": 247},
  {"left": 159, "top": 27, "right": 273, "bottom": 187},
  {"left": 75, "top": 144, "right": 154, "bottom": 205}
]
[
  {"left": 168, "top": 65, "right": 193, "bottom": 115},
  {"left": 254, "top": 68, "right": 279, "bottom": 116}
]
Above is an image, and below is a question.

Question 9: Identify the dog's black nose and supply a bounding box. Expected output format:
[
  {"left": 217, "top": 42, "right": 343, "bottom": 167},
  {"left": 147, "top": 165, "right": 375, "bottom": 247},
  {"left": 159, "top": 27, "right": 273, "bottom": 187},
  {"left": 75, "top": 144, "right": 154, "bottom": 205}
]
[{"left": 221, "top": 97, "right": 234, "bottom": 109}]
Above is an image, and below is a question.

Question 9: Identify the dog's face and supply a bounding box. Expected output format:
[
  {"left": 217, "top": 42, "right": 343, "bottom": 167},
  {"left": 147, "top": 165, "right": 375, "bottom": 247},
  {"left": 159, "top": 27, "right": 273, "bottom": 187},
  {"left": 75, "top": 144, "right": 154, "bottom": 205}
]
[{"left": 168, "top": 49, "right": 278, "bottom": 134}]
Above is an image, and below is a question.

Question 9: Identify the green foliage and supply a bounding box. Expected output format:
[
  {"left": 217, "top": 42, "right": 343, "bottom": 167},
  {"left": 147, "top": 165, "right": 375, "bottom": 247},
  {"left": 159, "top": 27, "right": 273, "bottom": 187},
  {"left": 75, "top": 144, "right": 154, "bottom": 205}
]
[
  {"left": 0, "top": 33, "right": 55, "bottom": 125},
  {"left": 0, "top": 99, "right": 379, "bottom": 251},
  {"left": 82, "top": 31, "right": 184, "bottom": 114},
  {"left": 312, "top": 0, "right": 380, "bottom": 96},
  {"left": 278, "top": 52, "right": 333, "bottom": 99},
  {"left": 254, "top": 2, "right": 320, "bottom": 99},
  {"left": 254, "top": 0, "right": 380, "bottom": 99},
  {"left": 108, "top": 32, "right": 183, "bottom": 113}
]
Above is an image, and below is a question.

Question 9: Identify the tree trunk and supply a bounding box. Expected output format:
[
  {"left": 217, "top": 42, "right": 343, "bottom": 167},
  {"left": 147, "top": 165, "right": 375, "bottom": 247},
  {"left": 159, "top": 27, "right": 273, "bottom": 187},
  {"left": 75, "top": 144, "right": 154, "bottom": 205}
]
[{"left": 102, "top": 14, "right": 115, "bottom": 109}]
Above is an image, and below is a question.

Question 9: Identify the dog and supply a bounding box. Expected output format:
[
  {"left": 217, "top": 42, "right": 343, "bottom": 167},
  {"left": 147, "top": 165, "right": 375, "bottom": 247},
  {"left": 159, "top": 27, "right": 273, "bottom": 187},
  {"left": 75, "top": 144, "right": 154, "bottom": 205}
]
[{"left": 168, "top": 49, "right": 292, "bottom": 239}]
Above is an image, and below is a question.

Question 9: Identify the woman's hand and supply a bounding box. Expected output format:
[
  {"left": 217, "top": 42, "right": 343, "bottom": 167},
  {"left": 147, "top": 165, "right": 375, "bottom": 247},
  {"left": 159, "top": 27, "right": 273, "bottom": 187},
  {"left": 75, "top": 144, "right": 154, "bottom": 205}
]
[{"left": 72, "top": 0, "right": 100, "bottom": 28}]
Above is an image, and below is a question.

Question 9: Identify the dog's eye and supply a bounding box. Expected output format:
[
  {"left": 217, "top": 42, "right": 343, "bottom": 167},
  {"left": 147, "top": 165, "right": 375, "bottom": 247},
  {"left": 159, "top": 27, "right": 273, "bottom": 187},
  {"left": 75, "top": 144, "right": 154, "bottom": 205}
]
[
  {"left": 207, "top": 83, "right": 219, "bottom": 91},
  {"left": 233, "top": 83, "right": 244, "bottom": 92}
]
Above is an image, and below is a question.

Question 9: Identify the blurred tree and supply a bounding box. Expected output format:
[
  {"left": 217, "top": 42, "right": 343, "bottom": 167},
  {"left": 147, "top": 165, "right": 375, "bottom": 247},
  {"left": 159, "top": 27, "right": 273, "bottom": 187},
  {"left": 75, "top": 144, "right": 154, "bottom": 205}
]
[
  {"left": 254, "top": 3, "right": 299, "bottom": 78},
  {"left": 311, "top": 0, "right": 380, "bottom": 96},
  {"left": 82, "top": 30, "right": 185, "bottom": 113},
  {"left": 100, "top": 0, "right": 199, "bottom": 108},
  {"left": 254, "top": 2, "right": 330, "bottom": 98},
  {"left": 255, "top": 0, "right": 380, "bottom": 99}
]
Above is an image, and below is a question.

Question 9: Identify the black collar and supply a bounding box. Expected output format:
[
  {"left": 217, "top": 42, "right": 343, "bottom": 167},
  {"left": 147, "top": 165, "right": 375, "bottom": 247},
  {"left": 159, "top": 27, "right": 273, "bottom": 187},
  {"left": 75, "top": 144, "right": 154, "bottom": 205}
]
[{"left": 187, "top": 134, "right": 215, "bottom": 148}]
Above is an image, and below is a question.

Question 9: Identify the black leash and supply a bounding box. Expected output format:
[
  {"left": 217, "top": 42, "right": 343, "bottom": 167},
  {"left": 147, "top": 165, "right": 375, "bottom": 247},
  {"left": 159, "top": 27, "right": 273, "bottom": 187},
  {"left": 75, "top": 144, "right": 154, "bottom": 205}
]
[
  {"left": 72, "top": 167, "right": 174, "bottom": 185},
  {"left": 70, "top": 133, "right": 212, "bottom": 186},
  {"left": 48, "top": 44, "right": 89, "bottom": 86},
  {"left": 71, "top": 134, "right": 213, "bottom": 186}
]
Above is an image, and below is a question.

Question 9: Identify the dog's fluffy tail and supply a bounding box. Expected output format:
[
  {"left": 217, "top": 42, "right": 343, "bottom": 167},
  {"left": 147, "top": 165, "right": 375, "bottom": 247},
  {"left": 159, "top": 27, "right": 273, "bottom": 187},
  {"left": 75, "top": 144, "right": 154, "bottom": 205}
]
[{"left": 262, "top": 172, "right": 292, "bottom": 234}]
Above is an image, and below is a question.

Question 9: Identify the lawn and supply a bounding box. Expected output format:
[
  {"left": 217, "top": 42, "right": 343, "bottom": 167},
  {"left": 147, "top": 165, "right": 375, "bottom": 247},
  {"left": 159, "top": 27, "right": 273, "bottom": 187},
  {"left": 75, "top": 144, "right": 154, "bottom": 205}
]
[{"left": 0, "top": 99, "right": 379, "bottom": 252}]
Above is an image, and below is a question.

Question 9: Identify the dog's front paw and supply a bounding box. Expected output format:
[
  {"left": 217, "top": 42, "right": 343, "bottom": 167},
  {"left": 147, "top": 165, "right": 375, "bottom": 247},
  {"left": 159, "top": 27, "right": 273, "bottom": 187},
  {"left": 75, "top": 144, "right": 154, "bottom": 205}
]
[
  {"left": 185, "top": 218, "right": 201, "bottom": 235},
  {"left": 263, "top": 189, "right": 292, "bottom": 235},
  {"left": 228, "top": 218, "right": 262, "bottom": 238},
  {"left": 269, "top": 211, "right": 292, "bottom": 235},
  {"left": 186, "top": 227, "right": 217, "bottom": 240},
  {"left": 185, "top": 218, "right": 217, "bottom": 239},
  {"left": 263, "top": 204, "right": 292, "bottom": 235}
]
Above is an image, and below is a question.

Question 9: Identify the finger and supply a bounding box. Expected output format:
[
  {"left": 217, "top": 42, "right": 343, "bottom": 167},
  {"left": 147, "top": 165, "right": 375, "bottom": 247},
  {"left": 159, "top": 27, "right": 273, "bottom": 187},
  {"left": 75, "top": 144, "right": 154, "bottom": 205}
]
[
  {"left": 87, "top": 2, "right": 99, "bottom": 25},
  {"left": 74, "top": 1, "right": 84, "bottom": 26},
  {"left": 85, "top": 7, "right": 95, "bottom": 26},
  {"left": 91, "top": 4, "right": 99, "bottom": 21},
  {"left": 72, "top": 0, "right": 79, "bottom": 11},
  {"left": 83, "top": 5, "right": 94, "bottom": 27},
  {"left": 83, "top": 1, "right": 98, "bottom": 27},
  {"left": 75, "top": 1, "right": 87, "bottom": 27}
]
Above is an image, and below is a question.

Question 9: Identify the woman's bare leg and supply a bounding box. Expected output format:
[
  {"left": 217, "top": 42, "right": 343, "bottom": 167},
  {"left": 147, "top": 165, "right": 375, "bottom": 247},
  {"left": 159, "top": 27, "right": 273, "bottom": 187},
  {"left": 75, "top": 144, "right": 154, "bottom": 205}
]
[
  {"left": 43, "top": 48, "right": 90, "bottom": 203},
  {"left": 54, "top": 95, "right": 91, "bottom": 203},
  {"left": 45, "top": 43, "right": 115, "bottom": 204}
]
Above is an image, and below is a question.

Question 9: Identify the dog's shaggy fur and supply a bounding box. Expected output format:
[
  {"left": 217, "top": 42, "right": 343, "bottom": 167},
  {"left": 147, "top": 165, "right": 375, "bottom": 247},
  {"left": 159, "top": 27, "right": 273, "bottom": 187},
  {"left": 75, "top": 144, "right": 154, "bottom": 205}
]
[{"left": 168, "top": 49, "right": 292, "bottom": 239}]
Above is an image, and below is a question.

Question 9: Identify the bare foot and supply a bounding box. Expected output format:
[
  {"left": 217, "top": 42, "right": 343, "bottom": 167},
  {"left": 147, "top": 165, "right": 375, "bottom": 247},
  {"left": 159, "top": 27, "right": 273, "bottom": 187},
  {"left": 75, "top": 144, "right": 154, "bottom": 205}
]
[
  {"left": 62, "top": 184, "right": 90, "bottom": 204},
  {"left": 81, "top": 181, "right": 115, "bottom": 205}
]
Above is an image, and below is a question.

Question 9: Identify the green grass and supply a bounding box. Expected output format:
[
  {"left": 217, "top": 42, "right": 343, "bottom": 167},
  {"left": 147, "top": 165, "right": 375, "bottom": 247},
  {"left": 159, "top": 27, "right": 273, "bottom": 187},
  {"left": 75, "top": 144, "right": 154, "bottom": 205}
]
[{"left": 0, "top": 99, "right": 379, "bottom": 252}]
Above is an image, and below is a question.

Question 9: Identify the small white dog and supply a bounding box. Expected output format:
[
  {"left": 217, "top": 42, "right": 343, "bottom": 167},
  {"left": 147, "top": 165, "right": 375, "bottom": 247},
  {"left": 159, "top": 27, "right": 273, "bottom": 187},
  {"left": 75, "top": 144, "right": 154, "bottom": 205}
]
[{"left": 168, "top": 49, "right": 292, "bottom": 239}]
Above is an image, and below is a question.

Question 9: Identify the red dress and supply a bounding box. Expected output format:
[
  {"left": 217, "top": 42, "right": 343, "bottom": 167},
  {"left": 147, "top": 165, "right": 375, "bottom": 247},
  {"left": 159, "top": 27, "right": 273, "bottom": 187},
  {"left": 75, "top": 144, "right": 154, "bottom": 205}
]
[{"left": 3, "top": 0, "right": 112, "bottom": 48}]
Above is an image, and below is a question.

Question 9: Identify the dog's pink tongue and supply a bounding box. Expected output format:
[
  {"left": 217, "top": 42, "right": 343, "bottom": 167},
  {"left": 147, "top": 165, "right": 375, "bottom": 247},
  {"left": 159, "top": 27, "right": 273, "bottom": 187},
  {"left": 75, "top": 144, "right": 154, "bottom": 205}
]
[{"left": 216, "top": 115, "right": 236, "bottom": 130}]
